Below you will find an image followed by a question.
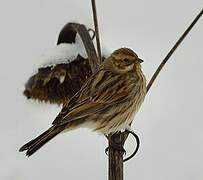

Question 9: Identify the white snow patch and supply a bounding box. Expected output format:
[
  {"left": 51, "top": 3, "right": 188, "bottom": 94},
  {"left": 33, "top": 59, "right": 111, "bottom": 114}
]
[
  {"left": 29, "top": 34, "right": 111, "bottom": 76},
  {"left": 39, "top": 34, "right": 87, "bottom": 67},
  {"left": 101, "top": 45, "right": 111, "bottom": 58}
]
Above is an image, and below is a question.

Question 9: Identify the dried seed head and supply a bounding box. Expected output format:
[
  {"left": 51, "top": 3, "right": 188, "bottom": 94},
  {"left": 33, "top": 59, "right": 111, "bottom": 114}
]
[{"left": 23, "top": 55, "right": 92, "bottom": 104}]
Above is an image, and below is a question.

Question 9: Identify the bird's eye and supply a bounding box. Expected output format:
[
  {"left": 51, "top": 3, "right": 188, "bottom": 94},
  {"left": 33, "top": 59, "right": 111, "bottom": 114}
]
[{"left": 123, "top": 58, "right": 129, "bottom": 63}]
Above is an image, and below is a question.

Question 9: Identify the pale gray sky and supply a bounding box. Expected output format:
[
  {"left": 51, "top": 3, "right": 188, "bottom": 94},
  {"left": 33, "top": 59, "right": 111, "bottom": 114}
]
[{"left": 0, "top": 0, "right": 202, "bottom": 179}]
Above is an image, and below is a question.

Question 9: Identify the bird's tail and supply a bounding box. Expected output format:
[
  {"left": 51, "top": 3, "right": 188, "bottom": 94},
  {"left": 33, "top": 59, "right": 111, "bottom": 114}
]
[{"left": 19, "top": 126, "right": 64, "bottom": 157}]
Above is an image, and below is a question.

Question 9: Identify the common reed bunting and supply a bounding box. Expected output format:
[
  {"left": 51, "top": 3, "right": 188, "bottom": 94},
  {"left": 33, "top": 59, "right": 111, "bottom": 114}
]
[{"left": 19, "top": 48, "right": 146, "bottom": 156}]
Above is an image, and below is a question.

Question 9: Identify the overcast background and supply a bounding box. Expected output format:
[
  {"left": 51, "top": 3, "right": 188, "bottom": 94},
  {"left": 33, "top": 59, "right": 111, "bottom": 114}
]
[{"left": 0, "top": 0, "right": 202, "bottom": 179}]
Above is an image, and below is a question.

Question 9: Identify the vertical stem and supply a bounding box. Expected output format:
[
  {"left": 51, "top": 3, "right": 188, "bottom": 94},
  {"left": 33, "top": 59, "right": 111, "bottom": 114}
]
[
  {"left": 90, "top": 1, "right": 124, "bottom": 179},
  {"left": 108, "top": 132, "right": 124, "bottom": 180},
  {"left": 91, "top": 0, "right": 102, "bottom": 64}
]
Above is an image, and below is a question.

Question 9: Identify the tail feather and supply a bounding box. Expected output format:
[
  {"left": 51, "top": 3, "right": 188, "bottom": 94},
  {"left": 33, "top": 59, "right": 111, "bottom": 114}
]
[
  {"left": 19, "top": 126, "right": 63, "bottom": 157},
  {"left": 19, "top": 127, "right": 53, "bottom": 152}
]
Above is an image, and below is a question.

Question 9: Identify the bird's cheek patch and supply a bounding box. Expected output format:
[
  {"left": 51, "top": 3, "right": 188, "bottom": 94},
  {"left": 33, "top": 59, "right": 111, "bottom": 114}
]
[{"left": 114, "top": 59, "right": 120, "bottom": 66}]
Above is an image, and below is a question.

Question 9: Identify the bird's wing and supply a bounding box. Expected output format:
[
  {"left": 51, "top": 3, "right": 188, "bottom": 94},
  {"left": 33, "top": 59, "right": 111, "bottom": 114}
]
[{"left": 52, "top": 69, "right": 132, "bottom": 125}]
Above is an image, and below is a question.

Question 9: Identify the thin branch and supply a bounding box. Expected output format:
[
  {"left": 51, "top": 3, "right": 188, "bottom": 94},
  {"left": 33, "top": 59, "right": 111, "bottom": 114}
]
[
  {"left": 91, "top": 0, "right": 102, "bottom": 64},
  {"left": 147, "top": 8, "right": 203, "bottom": 92},
  {"left": 122, "top": 8, "right": 203, "bottom": 161}
]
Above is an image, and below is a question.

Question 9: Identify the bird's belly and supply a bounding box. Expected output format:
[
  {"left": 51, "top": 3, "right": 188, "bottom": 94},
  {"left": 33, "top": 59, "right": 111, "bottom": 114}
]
[
  {"left": 77, "top": 86, "right": 146, "bottom": 135},
  {"left": 100, "top": 90, "right": 145, "bottom": 135}
]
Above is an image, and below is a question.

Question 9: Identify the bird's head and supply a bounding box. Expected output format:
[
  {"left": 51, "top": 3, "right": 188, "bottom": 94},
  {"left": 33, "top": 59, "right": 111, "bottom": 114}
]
[{"left": 109, "top": 48, "right": 143, "bottom": 72}]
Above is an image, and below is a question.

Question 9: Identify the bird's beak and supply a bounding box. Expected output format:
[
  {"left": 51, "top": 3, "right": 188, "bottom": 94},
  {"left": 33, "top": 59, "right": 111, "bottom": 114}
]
[{"left": 137, "top": 58, "right": 144, "bottom": 63}]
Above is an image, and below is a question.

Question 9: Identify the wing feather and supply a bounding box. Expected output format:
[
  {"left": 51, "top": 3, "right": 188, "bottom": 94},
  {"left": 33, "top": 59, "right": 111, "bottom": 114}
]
[{"left": 52, "top": 69, "right": 133, "bottom": 125}]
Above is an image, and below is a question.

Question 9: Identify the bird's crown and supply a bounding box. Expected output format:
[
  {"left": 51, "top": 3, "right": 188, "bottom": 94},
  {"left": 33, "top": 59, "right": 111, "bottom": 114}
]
[
  {"left": 112, "top": 48, "right": 138, "bottom": 58},
  {"left": 109, "top": 48, "right": 143, "bottom": 72}
]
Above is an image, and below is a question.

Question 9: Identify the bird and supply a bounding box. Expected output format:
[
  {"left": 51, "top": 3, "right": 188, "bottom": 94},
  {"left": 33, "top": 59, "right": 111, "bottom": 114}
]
[{"left": 19, "top": 47, "right": 146, "bottom": 157}]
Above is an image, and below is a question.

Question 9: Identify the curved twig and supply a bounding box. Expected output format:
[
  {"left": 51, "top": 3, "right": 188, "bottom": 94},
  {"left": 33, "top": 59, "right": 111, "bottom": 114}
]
[
  {"left": 123, "top": 131, "right": 140, "bottom": 162},
  {"left": 68, "top": 23, "right": 99, "bottom": 72},
  {"left": 122, "top": 8, "right": 203, "bottom": 161},
  {"left": 147, "top": 9, "right": 203, "bottom": 92},
  {"left": 104, "top": 131, "right": 140, "bottom": 162},
  {"left": 88, "top": 28, "right": 96, "bottom": 40},
  {"left": 57, "top": 23, "right": 77, "bottom": 45}
]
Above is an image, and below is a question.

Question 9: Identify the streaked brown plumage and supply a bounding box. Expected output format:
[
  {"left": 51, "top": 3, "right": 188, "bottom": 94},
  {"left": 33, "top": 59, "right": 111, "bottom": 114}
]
[{"left": 19, "top": 48, "right": 146, "bottom": 156}]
